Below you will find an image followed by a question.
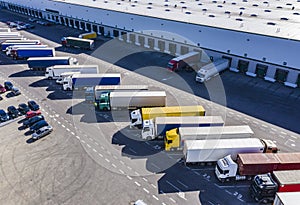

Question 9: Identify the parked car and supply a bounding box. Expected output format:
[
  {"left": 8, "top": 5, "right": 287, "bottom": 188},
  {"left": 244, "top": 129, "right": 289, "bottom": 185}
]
[
  {"left": 30, "top": 120, "right": 48, "bottom": 132},
  {"left": 11, "top": 87, "right": 21, "bottom": 96},
  {"left": 0, "top": 84, "right": 6, "bottom": 93},
  {"left": 36, "top": 20, "right": 51, "bottom": 26},
  {"left": 17, "top": 23, "right": 35, "bottom": 30},
  {"left": 18, "top": 103, "right": 30, "bottom": 115},
  {"left": 23, "top": 115, "right": 44, "bottom": 128},
  {"left": 25, "top": 110, "right": 41, "bottom": 119},
  {"left": 28, "top": 18, "right": 37, "bottom": 22},
  {"left": 0, "top": 109, "right": 10, "bottom": 122},
  {"left": 7, "top": 106, "right": 20, "bottom": 118},
  {"left": 4, "top": 81, "right": 13, "bottom": 90},
  {"left": 32, "top": 125, "right": 53, "bottom": 140},
  {"left": 27, "top": 100, "right": 39, "bottom": 111}
]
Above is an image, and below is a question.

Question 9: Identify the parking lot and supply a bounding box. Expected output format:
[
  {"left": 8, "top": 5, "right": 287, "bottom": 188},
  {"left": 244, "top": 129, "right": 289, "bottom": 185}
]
[{"left": 0, "top": 9, "right": 300, "bottom": 205}]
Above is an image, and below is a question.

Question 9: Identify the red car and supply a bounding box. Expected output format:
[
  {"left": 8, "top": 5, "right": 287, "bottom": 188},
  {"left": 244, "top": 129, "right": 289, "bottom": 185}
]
[
  {"left": 0, "top": 84, "right": 6, "bottom": 93},
  {"left": 25, "top": 110, "right": 41, "bottom": 119}
]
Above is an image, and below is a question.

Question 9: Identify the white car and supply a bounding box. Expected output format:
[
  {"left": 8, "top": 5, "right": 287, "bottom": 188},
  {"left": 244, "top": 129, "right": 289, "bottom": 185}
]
[{"left": 32, "top": 125, "right": 53, "bottom": 140}]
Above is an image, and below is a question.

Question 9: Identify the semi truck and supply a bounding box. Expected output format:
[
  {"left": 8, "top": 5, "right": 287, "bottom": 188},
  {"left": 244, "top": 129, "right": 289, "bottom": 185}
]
[
  {"left": 63, "top": 73, "right": 121, "bottom": 91},
  {"left": 85, "top": 85, "right": 149, "bottom": 103},
  {"left": 167, "top": 51, "right": 200, "bottom": 72},
  {"left": 184, "top": 138, "right": 278, "bottom": 165},
  {"left": 0, "top": 28, "right": 11, "bottom": 32},
  {"left": 0, "top": 37, "right": 25, "bottom": 43},
  {"left": 6, "top": 44, "right": 48, "bottom": 56},
  {"left": 96, "top": 91, "right": 166, "bottom": 111},
  {"left": 56, "top": 72, "right": 80, "bottom": 84},
  {"left": 195, "top": 58, "right": 230, "bottom": 83},
  {"left": 130, "top": 105, "right": 206, "bottom": 128},
  {"left": 45, "top": 64, "right": 99, "bottom": 79},
  {"left": 61, "top": 36, "right": 94, "bottom": 50},
  {"left": 142, "top": 116, "right": 224, "bottom": 141},
  {"left": 273, "top": 191, "right": 300, "bottom": 205},
  {"left": 215, "top": 152, "right": 300, "bottom": 183},
  {"left": 0, "top": 31, "right": 20, "bottom": 36},
  {"left": 1, "top": 39, "right": 40, "bottom": 51},
  {"left": 12, "top": 47, "right": 55, "bottom": 60},
  {"left": 27, "top": 56, "right": 78, "bottom": 71},
  {"left": 79, "top": 32, "right": 97, "bottom": 39},
  {"left": 250, "top": 170, "right": 300, "bottom": 204},
  {"left": 165, "top": 125, "right": 254, "bottom": 151}
]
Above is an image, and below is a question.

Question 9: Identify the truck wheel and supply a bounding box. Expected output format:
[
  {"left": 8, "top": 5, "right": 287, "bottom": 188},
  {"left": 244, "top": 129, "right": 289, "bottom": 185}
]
[
  {"left": 146, "top": 136, "right": 152, "bottom": 141},
  {"left": 48, "top": 77, "right": 52, "bottom": 80}
]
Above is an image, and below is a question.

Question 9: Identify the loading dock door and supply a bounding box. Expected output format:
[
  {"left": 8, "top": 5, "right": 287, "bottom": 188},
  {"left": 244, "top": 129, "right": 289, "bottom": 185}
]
[
  {"left": 113, "top": 30, "right": 119, "bottom": 37},
  {"left": 237, "top": 60, "right": 249, "bottom": 73},
  {"left": 222, "top": 56, "right": 232, "bottom": 67},
  {"left": 297, "top": 74, "right": 300, "bottom": 87},
  {"left": 255, "top": 64, "right": 268, "bottom": 78},
  {"left": 275, "top": 69, "right": 288, "bottom": 83}
]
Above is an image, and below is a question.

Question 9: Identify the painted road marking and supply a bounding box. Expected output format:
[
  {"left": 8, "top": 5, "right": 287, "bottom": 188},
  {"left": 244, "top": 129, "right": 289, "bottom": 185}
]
[
  {"left": 142, "top": 177, "right": 148, "bottom": 182},
  {"left": 135, "top": 181, "right": 141, "bottom": 187},
  {"left": 143, "top": 188, "right": 149, "bottom": 193},
  {"left": 127, "top": 175, "right": 132, "bottom": 180},
  {"left": 87, "top": 144, "right": 91, "bottom": 148},
  {"left": 105, "top": 158, "right": 110, "bottom": 163},
  {"left": 98, "top": 153, "right": 103, "bottom": 157},
  {"left": 112, "top": 163, "right": 117, "bottom": 168},
  {"left": 151, "top": 184, "right": 157, "bottom": 189},
  {"left": 92, "top": 148, "right": 97, "bottom": 153},
  {"left": 177, "top": 180, "right": 188, "bottom": 189},
  {"left": 152, "top": 195, "right": 159, "bottom": 201},
  {"left": 119, "top": 169, "right": 125, "bottom": 174}
]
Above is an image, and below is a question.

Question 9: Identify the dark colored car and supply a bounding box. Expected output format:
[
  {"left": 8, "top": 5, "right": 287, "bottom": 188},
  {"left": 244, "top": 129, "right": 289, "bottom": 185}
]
[
  {"left": 30, "top": 120, "right": 48, "bottom": 132},
  {"left": 28, "top": 100, "right": 40, "bottom": 111},
  {"left": 23, "top": 115, "right": 44, "bottom": 128},
  {"left": 11, "top": 87, "right": 21, "bottom": 96},
  {"left": 0, "top": 84, "right": 6, "bottom": 93},
  {"left": 4, "top": 81, "right": 13, "bottom": 91},
  {"left": 7, "top": 106, "right": 20, "bottom": 119},
  {"left": 0, "top": 109, "right": 10, "bottom": 122},
  {"left": 18, "top": 103, "right": 30, "bottom": 115}
]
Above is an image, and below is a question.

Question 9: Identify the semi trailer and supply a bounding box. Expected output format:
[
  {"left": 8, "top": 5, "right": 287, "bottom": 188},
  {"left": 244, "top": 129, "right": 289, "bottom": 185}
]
[
  {"left": 142, "top": 116, "right": 224, "bottom": 141},
  {"left": 167, "top": 51, "right": 200, "bottom": 72},
  {"left": 61, "top": 36, "right": 94, "bottom": 50},
  {"left": 1, "top": 39, "right": 40, "bottom": 51},
  {"left": 95, "top": 91, "right": 166, "bottom": 111},
  {"left": 130, "top": 105, "right": 206, "bottom": 128},
  {"left": 27, "top": 56, "right": 78, "bottom": 71},
  {"left": 215, "top": 152, "right": 300, "bottom": 183},
  {"left": 165, "top": 125, "right": 254, "bottom": 151},
  {"left": 250, "top": 170, "right": 300, "bottom": 204},
  {"left": 195, "top": 58, "right": 230, "bottom": 83},
  {"left": 85, "top": 85, "right": 149, "bottom": 103},
  {"left": 79, "top": 32, "right": 97, "bottom": 39},
  {"left": 63, "top": 73, "right": 121, "bottom": 91},
  {"left": 273, "top": 191, "right": 300, "bottom": 205},
  {"left": 12, "top": 47, "right": 55, "bottom": 59},
  {"left": 184, "top": 138, "right": 278, "bottom": 165},
  {"left": 6, "top": 44, "right": 48, "bottom": 56},
  {"left": 45, "top": 64, "right": 99, "bottom": 79}
]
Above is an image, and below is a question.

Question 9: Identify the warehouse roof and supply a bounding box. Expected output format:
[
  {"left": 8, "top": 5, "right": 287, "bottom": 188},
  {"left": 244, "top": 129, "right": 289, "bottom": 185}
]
[{"left": 55, "top": 0, "right": 300, "bottom": 40}]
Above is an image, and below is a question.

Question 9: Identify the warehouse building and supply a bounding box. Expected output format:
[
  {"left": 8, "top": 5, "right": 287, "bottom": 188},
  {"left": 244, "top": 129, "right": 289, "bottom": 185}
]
[{"left": 1, "top": 0, "right": 300, "bottom": 87}]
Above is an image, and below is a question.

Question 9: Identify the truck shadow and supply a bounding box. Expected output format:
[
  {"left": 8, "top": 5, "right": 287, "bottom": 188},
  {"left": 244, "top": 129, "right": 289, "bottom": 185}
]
[
  {"left": 66, "top": 101, "right": 131, "bottom": 123},
  {"left": 9, "top": 70, "right": 45, "bottom": 77}
]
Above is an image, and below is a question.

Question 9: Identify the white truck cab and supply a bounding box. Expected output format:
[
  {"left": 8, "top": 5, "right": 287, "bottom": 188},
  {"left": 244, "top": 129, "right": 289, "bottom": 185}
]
[
  {"left": 141, "top": 119, "right": 155, "bottom": 140},
  {"left": 130, "top": 109, "right": 143, "bottom": 128},
  {"left": 56, "top": 72, "right": 79, "bottom": 84},
  {"left": 215, "top": 155, "right": 238, "bottom": 182}
]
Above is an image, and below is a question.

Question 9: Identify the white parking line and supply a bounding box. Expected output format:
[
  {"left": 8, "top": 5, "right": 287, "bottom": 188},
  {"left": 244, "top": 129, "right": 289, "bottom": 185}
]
[
  {"left": 169, "top": 197, "right": 176, "bottom": 203},
  {"left": 76, "top": 136, "right": 80, "bottom": 139},
  {"left": 127, "top": 175, "right": 132, "bottom": 180},
  {"left": 135, "top": 181, "right": 141, "bottom": 187},
  {"left": 151, "top": 184, "right": 157, "bottom": 189},
  {"left": 87, "top": 144, "right": 91, "bottom": 148},
  {"left": 152, "top": 195, "right": 159, "bottom": 201},
  {"left": 119, "top": 169, "right": 125, "bottom": 174},
  {"left": 142, "top": 177, "right": 148, "bottom": 182},
  {"left": 66, "top": 128, "right": 70, "bottom": 132},
  {"left": 176, "top": 180, "right": 188, "bottom": 189},
  {"left": 62, "top": 124, "right": 65, "bottom": 128},
  {"left": 71, "top": 132, "right": 75, "bottom": 135},
  {"left": 105, "top": 158, "right": 110, "bottom": 163},
  {"left": 92, "top": 148, "right": 97, "bottom": 153},
  {"left": 98, "top": 153, "right": 103, "bottom": 157},
  {"left": 143, "top": 188, "right": 149, "bottom": 193},
  {"left": 112, "top": 163, "right": 117, "bottom": 168}
]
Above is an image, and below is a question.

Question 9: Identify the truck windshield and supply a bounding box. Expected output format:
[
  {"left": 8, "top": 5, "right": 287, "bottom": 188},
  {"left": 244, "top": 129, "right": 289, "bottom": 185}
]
[
  {"left": 167, "top": 63, "right": 174, "bottom": 69},
  {"left": 142, "top": 127, "right": 150, "bottom": 132},
  {"left": 197, "top": 73, "right": 205, "bottom": 78},
  {"left": 216, "top": 163, "right": 226, "bottom": 174}
]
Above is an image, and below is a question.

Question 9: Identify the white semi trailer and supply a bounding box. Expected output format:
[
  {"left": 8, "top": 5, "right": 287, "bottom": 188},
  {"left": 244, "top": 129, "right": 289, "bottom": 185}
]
[
  {"left": 45, "top": 64, "right": 99, "bottom": 79},
  {"left": 195, "top": 58, "right": 229, "bottom": 83},
  {"left": 183, "top": 138, "right": 267, "bottom": 165}
]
